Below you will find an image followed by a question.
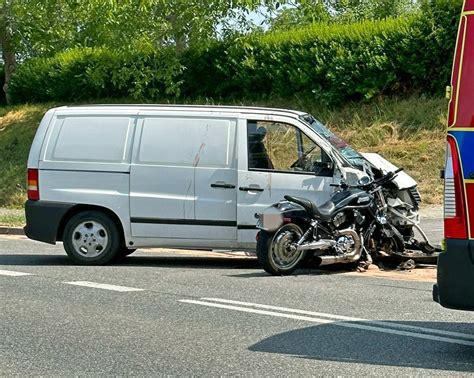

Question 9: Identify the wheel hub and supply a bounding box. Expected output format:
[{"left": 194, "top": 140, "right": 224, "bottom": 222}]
[
  {"left": 270, "top": 224, "right": 304, "bottom": 270},
  {"left": 72, "top": 221, "right": 108, "bottom": 258}
]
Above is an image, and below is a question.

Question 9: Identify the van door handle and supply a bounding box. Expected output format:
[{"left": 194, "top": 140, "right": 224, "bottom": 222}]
[
  {"left": 211, "top": 183, "right": 236, "bottom": 189},
  {"left": 239, "top": 186, "right": 264, "bottom": 192}
]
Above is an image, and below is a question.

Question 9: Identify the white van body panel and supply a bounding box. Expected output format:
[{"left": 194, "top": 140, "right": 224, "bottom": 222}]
[
  {"left": 36, "top": 108, "right": 138, "bottom": 244},
  {"left": 129, "top": 111, "right": 239, "bottom": 246},
  {"left": 39, "top": 170, "right": 132, "bottom": 241}
]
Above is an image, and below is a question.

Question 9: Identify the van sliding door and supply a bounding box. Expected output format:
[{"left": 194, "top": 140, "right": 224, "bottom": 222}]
[{"left": 129, "top": 114, "right": 237, "bottom": 243}]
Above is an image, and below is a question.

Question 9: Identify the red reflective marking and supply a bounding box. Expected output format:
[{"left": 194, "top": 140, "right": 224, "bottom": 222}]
[
  {"left": 465, "top": 0, "right": 474, "bottom": 12},
  {"left": 456, "top": 16, "right": 474, "bottom": 128}
]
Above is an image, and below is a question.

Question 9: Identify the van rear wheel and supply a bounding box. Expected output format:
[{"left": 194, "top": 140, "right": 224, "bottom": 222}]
[{"left": 63, "top": 211, "right": 121, "bottom": 265}]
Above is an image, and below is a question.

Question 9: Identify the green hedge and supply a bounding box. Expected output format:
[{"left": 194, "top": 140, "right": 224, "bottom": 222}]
[
  {"left": 10, "top": 47, "right": 183, "bottom": 103},
  {"left": 10, "top": 0, "right": 462, "bottom": 105}
]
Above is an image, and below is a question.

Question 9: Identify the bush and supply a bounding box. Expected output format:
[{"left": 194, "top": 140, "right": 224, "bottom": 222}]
[
  {"left": 10, "top": 47, "right": 183, "bottom": 103},
  {"left": 181, "top": 0, "right": 463, "bottom": 103},
  {"left": 10, "top": 0, "right": 463, "bottom": 104}
]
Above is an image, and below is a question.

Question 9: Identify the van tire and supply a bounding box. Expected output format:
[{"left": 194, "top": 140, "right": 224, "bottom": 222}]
[{"left": 63, "top": 211, "right": 121, "bottom": 265}]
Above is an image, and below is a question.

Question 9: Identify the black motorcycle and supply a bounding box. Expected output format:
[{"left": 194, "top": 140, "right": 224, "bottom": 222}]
[{"left": 256, "top": 168, "right": 405, "bottom": 275}]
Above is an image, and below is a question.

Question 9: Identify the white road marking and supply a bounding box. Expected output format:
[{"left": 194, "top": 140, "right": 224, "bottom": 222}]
[
  {"left": 201, "top": 297, "right": 474, "bottom": 341},
  {"left": 64, "top": 281, "right": 144, "bottom": 292},
  {"left": 0, "top": 269, "right": 33, "bottom": 276},
  {"left": 180, "top": 298, "right": 474, "bottom": 347}
]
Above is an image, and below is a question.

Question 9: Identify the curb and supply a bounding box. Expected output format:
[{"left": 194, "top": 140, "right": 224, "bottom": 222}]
[{"left": 0, "top": 226, "right": 25, "bottom": 236}]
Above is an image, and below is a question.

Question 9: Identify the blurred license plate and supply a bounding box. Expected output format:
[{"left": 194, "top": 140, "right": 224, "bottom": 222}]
[{"left": 259, "top": 213, "right": 283, "bottom": 231}]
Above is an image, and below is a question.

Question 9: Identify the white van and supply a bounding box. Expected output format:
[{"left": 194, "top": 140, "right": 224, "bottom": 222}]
[{"left": 24, "top": 105, "right": 379, "bottom": 264}]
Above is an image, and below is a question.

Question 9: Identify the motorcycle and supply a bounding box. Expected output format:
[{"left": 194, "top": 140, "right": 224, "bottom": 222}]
[{"left": 256, "top": 168, "right": 433, "bottom": 275}]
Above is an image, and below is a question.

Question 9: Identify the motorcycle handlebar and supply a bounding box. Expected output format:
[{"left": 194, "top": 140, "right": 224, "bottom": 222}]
[{"left": 375, "top": 167, "right": 404, "bottom": 185}]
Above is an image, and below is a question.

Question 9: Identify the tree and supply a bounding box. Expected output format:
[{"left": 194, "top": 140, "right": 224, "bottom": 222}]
[
  {"left": 327, "top": 0, "right": 420, "bottom": 22},
  {"left": 269, "top": 0, "right": 421, "bottom": 30},
  {"left": 269, "top": 1, "right": 331, "bottom": 30},
  {"left": 1, "top": 0, "right": 282, "bottom": 103}
]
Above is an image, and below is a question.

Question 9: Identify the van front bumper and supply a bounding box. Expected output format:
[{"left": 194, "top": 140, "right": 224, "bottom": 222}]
[
  {"left": 435, "top": 238, "right": 474, "bottom": 311},
  {"left": 24, "top": 200, "right": 75, "bottom": 244}
]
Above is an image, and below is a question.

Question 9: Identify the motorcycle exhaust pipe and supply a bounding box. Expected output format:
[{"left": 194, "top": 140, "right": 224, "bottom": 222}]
[
  {"left": 319, "top": 229, "right": 363, "bottom": 266},
  {"left": 296, "top": 240, "right": 336, "bottom": 251}
]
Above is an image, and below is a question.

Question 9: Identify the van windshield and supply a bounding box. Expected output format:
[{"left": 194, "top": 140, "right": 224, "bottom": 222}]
[{"left": 300, "top": 114, "right": 366, "bottom": 168}]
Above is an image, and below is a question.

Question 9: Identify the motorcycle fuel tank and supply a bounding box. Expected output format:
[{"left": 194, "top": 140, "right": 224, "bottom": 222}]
[{"left": 361, "top": 152, "right": 418, "bottom": 190}]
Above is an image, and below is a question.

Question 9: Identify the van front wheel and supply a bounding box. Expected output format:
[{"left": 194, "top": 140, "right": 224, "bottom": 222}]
[{"left": 63, "top": 211, "right": 121, "bottom": 265}]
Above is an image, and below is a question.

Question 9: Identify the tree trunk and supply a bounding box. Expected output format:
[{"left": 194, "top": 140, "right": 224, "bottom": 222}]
[{"left": 0, "top": 0, "right": 16, "bottom": 105}]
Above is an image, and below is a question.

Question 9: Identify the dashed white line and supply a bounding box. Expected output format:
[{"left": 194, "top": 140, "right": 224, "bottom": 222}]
[
  {"left": 64, "top": 281, "right": 144, "bottom": 292},
  {"left": 180, "top": 298, "right": 474, "bottom": 347},
  {"left": 201, "top": 297, "right": 474, "bottom": 341},
  {"left": 0, "top": 269, "right": 33, "bottom": 277}
]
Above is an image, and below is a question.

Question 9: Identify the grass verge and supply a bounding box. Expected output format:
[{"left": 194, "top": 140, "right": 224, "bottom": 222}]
[
  {"left": 0, "top": 208, "right": 25, "bottom": 227},
  {"left": 0, "top": 95, "right": 446, "bottom": 212}
]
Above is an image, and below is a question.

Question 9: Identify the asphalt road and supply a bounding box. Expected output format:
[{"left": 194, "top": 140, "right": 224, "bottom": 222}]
[{"left": 1, "top": 217, "right": 473, "bottom": 376}]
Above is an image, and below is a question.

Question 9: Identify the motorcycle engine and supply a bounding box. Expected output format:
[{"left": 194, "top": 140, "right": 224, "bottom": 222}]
[
  {"left": 333, "top": 212, "right": 346, "bottom": 228},
  {"left": 335, "top": 235, "right": 355, "bottom": 255}
]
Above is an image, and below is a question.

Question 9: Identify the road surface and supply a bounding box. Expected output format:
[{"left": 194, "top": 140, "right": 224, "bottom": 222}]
[{"left": 1, "top": 217, "right": 473, "bottom": 375}]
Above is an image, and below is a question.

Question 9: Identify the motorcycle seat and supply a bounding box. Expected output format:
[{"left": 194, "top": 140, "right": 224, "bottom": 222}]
[{"left": 284, "top": 195, "right": 335, "bottom": 220}]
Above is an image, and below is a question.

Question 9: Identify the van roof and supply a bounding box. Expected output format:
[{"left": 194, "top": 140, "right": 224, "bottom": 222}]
[{"left": 58, "top": 104, "right": 307, "bottom": 117}]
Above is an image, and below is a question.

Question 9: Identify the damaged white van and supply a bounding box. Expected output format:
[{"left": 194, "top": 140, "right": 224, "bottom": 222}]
[{"left": 24, "top": 105, "right": 420, "bottom": 265}]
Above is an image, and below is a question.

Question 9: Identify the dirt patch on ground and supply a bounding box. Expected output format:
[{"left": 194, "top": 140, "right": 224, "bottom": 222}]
[{"left": 344, "top": 264, "right": 436, "bottom": 283}]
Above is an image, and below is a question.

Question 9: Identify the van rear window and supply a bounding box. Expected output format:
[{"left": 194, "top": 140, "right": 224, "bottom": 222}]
[{"left": 48, "top": 116, "right": 132, "bottom": 163}]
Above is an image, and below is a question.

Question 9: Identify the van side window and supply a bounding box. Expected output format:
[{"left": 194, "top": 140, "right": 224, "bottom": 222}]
[
  {"left": 138, "top": 117, "right": 234, "bottom": 168},
  {"left": 247, "top": 121, "right": 332, "bottom": 176},
  {"left": 50, "top": 116, "right": 132, "bottom": 163}
]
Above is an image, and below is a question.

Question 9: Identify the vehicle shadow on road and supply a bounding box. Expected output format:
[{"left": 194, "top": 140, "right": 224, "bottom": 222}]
[
  {"left": 0, "top": 254, "right": 73, "bottom": 266},
  {"left": 249, "top": 321, "right": 474, "bottom": 372},
  {"left": 0, "top": 254, "right": 261, "bottom": 270}
]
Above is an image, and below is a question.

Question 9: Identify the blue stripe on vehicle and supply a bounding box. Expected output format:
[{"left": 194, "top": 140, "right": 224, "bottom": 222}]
[{"left": 449, "top": 131, "right": 474, "bottom": 180}]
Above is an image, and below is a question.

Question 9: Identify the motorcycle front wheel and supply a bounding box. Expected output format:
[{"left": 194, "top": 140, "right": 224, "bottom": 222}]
[{"left": 257, "top": 223, "right": 306, "bottom": 276}]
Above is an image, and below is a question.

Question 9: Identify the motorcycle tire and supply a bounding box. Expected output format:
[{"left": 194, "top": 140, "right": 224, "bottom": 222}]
[
  {"left": 389, "top": 225, "right": 406, "bottom": 253},
  {"left": 257, "top": 224, "right": 306, "bottom": 276}
]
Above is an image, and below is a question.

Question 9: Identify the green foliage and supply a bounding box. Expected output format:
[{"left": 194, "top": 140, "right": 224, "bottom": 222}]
[
  {"left": 10, "top": 47, "right": 183, "bottom": 102},
  {"left": 0, "top": 103, "right": 50, "bottom": 207},
  {"left": 269, "top": 0, "right": 421, "bottom": 30},
  {"left": 182, "top": 0, "right": 462, "bottom": 104},
  {"left": 9, "top": 0, "right": 463, "bottom": 104}
]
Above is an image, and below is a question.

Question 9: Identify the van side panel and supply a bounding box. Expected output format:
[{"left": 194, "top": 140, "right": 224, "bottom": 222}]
[
  {"left": 38, "top": 170, "right": 131, "bottom": 241},
  {"left": 130, "top": 114, "right": 238, "bottom": 244},
  {"left": 25, "top": 111, "right": 136, "bottom": 245}
]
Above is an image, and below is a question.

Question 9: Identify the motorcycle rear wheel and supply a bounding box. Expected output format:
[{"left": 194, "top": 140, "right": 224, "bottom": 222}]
[{"left": 257, "top": 223, "right": 305, "bottom": 276}]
